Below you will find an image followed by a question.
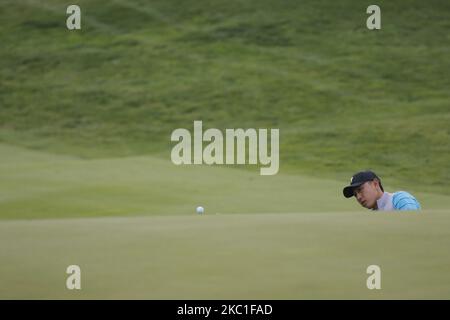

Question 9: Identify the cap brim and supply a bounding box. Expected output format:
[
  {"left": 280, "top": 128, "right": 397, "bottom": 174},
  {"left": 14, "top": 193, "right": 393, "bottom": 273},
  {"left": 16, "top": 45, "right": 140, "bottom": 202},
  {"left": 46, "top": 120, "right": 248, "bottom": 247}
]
[{"left": 343, "top": 182, "right": 364, "bottom": 198}]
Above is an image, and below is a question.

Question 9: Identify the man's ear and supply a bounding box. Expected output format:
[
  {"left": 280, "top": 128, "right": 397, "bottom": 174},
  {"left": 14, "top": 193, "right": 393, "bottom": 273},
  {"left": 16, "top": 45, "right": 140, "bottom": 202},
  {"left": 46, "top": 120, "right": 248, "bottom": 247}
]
[{"left": 373, "top": 178, "right": 381, "bottom": 190}]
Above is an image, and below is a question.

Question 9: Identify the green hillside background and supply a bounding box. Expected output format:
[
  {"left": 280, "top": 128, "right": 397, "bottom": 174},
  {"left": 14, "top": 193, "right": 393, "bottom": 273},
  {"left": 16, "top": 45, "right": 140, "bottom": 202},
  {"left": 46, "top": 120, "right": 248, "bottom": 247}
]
[{"left": 1, "top": 0, "right": 449, "bottom": 201}]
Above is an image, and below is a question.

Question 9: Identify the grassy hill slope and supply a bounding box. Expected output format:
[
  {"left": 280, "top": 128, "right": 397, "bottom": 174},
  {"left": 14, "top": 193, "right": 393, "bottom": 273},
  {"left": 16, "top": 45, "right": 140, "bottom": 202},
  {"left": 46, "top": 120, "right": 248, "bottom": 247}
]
[{"left": 1, "top": 0, "right": 449, "bottom": 194}]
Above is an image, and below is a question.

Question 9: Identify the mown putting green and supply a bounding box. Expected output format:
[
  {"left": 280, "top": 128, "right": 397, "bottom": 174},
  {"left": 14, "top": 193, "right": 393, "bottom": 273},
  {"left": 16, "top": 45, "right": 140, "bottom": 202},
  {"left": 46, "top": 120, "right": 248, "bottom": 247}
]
[
  {"left": 1, "top": 143, "right": 449, "bottom": 220},
  {"left": 0, "top": 211, "right": 449, "bottom": 299}
]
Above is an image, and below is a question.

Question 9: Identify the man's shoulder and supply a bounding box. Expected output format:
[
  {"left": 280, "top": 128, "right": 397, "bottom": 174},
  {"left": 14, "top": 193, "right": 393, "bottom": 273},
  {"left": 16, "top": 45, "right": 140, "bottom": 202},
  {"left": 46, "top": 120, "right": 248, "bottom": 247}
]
[{"left": 392, "top": 191, "right": 421, "bottom": 210}]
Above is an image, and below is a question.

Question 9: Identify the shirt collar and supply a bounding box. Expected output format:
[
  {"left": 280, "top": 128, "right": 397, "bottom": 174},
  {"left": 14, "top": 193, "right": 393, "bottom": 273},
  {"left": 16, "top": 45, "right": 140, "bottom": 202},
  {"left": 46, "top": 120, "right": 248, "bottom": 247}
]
[{"left": 376, "top": 192, "right": 394, "bottom": 211}]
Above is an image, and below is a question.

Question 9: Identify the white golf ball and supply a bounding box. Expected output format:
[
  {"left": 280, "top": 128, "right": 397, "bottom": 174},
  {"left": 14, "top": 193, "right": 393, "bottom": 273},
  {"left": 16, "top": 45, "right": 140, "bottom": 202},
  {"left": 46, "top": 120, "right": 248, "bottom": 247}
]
[{"left": 196, "top": 206, "right": 204, "bottom": 214}]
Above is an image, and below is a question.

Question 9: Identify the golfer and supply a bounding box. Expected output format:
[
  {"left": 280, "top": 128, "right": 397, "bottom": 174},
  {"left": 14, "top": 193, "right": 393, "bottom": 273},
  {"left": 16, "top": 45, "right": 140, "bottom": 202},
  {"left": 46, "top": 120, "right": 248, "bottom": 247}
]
[{"left": 343, "top": 170, "right": 421, "bottom": 211}]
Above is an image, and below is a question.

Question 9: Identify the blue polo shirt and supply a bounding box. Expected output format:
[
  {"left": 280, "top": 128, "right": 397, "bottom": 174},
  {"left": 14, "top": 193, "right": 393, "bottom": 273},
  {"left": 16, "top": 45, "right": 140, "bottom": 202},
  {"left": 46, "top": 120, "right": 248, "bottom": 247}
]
[{"left": 376, "top": 191, "right": 421, "bottom": 211}]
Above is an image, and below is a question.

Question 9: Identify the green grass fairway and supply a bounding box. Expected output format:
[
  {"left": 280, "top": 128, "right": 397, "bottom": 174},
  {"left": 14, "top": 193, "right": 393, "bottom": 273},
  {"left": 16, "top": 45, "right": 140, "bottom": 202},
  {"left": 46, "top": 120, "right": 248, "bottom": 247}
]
[
  {"left": 1, "top": 211, "right": 450, "bottom": 299},
  {"left": 1, "top": 143, "right": 450, "bottom": 220},
  {"left": 1, "top": 144, "right": 450, "bottom": 299}
]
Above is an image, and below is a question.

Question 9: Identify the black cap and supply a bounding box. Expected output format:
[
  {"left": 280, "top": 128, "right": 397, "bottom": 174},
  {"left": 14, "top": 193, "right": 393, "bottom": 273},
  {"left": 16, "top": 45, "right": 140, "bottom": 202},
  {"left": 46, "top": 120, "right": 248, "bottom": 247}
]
[{"left": 342, "top": 170, "right": 383, "bottom": 198}]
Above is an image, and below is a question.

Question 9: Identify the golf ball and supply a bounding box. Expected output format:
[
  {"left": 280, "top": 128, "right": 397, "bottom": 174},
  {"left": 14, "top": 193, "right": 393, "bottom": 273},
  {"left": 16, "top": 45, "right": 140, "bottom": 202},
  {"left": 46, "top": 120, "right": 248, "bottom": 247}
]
[{"left": 196, "top": 206, "right": 204, "bottom": 214}]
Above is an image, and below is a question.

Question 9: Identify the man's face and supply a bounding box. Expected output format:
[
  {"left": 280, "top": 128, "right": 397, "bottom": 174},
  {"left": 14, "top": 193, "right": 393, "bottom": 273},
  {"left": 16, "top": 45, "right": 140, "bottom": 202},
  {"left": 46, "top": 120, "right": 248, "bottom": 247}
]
[{"left": 353, "top": 181, "right": 381, "bottom": 209}]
